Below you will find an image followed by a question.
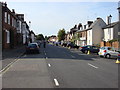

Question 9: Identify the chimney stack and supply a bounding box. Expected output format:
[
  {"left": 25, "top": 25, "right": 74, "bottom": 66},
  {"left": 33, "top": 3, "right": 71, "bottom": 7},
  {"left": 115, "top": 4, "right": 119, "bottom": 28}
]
[
  {"left": 12, "top": 9, "right": 15, "bottom": 13},
  {"left": 4, "top": 2, "right": 7, "bottom": 7},
  {"left": 87, "top": 21, "right": 93, "bottom": 27},
  {"left": 106, "top": 15, "right": 112, "bottom": 25}
]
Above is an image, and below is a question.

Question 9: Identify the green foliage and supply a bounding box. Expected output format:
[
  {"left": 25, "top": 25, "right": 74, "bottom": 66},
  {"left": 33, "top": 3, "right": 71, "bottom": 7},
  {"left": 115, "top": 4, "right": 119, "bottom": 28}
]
[
  {"left": 71, "top": 33, "right": 80, "bottom": 44},
  {"left": 57, "top": 28, "right": 66, "bottom": 41},
  {"left": 108, "top": 39, "right": 117, "bottom": 43},
  {"left": 36, "top": 34, "right": 45, "bottom": 40}
]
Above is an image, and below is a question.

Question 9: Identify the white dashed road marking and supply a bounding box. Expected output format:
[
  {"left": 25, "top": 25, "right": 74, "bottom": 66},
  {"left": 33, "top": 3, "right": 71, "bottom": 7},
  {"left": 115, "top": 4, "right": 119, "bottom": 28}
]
[
  {"left": 54, "top": 79, "right": 59, "bottom": 86},
  {"left": 88, "top": 63, "right": 98, "bottom": 69},
  {"left": 48, "top": 64, "right": 51, "bottom": 67}
]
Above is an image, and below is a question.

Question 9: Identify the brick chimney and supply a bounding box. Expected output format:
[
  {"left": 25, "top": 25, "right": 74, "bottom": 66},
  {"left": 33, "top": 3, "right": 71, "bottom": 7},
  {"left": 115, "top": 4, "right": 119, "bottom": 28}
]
[
  {"left": 87, "top": 21, "right": 93, "bottom": 27},
  {"left": 12, "top": 9, "right": 15, "bottom": 13},
  {"left": 106, "top": 15, "right": 112, "bottom": 25},
  {"left": 5, "top": 2, "right": 7, "bottom": 7}
]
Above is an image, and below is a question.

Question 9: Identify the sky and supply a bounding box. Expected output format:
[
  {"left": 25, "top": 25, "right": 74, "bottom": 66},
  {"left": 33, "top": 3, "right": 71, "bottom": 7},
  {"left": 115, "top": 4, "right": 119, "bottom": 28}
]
[{"left": 7, "top": 2, "right": 119, "bottom": 36}]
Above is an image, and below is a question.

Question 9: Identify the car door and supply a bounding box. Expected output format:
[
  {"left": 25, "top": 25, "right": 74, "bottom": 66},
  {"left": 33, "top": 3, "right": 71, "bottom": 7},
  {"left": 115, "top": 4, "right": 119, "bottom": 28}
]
[
  {"left": 108, "top": 47, "right": 119, "bottom": 58},
  {"left": 91, "top": 46, "right": 98, "bottom": 53}
]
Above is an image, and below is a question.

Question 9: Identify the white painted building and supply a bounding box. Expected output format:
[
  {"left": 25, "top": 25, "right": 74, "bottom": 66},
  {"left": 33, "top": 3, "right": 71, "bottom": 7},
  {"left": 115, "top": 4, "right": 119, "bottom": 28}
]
[
  {"left": 103, "top": 21, "right": 120, "bottom": 42},
  {"left": 30, "top": 30, "right": 36, "bottom": 43},
  {"left": 87, "top": 18, "right": 106, "bottom": 45},
  {"left": 22, "top": 22, "right": 30, "bottom": 44}
]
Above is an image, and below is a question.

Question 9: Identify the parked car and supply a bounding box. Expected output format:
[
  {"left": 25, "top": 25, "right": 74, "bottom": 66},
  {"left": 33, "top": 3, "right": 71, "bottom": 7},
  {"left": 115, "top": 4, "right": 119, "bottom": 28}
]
[
  {"left": 67, "top": 42, "right": 79, "bottom": 49},
  {"left": 54, "top": 41, "right": 61, "bottom": 46},
  {"left": 80, "top": 45, "right": 99, "bottom": 54},
  {"left": 61, "top": 42, "right": 67, "bottom": 47},
  {"left": 118, "top": 54, "right": 120, "bottom": 59},
  {"left": 98, "top": 47, "right": 120, "bottom": 59},
  {"left": 36, "top": 41, "right": 41, "bottom": 47},
  {"left": 26, "top": 43, "right": 40, "bottom": 54}
]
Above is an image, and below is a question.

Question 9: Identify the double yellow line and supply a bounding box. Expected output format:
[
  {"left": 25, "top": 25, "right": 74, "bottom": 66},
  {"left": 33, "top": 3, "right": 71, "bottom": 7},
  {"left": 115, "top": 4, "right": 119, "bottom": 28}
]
[{"left": 0, "top": 59, "right": 20, "bottom": 75}]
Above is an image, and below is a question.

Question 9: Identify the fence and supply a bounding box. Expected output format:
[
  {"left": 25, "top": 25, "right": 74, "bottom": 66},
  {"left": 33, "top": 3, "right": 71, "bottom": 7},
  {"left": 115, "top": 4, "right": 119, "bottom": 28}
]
[{"left": 100, "top": 41, "right": 119, "bottom": 50}]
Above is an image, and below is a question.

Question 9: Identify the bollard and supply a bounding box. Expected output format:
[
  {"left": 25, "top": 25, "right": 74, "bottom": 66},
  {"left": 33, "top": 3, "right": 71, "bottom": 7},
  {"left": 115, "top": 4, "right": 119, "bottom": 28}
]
[
  {"left": 116, "top": 54, "right": 120, "bottom": 64},
  {"left": 87, "top": 50, "right": 90, "bottom": 55}
]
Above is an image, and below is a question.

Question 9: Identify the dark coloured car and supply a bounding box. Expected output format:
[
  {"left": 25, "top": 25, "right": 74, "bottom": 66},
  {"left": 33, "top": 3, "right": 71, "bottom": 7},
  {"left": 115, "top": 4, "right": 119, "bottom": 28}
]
[
  {"left": 61, "top": 42, "right": 67, "bottom": 47},
  {"left": 80, "top": 45, "right": 99, "bottom": 54},
  {"left": 54, "top": 42, "right": 61, "bottom": 46},
  {"left": 36, "top": 41, "right": 42, "bottom": 47},
  {"left": 67, "top": 42, "right": 79, "bottom": 49},
  {"left": 26, "top": 43, "right": 40, "bottom": 54}
]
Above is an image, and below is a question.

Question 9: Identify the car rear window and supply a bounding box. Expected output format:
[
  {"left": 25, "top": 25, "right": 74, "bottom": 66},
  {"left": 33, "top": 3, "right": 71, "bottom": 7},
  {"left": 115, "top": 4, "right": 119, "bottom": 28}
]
[
  {"left": 82, "top": 46, "right": 87, "bottom": 48},
  {"left": 107, "top": 47, "right": 115, "bottom": 51},
  {"left": 28, "top": 44, "right": 37, "bottom": 48},
  {"left": 100, "top": 47, "right": 105, "bottom": 49},
  {"left": 92, "top": 46, "right": 98, "bottom": 49}
]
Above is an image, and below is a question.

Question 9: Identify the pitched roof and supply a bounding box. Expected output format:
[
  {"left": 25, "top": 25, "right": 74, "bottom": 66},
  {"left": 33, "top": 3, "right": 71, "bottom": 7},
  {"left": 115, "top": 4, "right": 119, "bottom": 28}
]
[
  {"left": 103, "top": 21, "right": 119, "bottom": 29},
  {"left": 77, "top": 18, "right": 103, "bottom": 33}
]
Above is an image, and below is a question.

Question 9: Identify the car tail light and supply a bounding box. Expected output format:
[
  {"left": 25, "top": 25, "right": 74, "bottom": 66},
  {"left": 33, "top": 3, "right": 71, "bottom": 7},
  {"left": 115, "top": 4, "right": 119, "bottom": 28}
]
[
  {"left": 118, "top": 54, "right": 120, "bottom": 56},
  {"left": 103, "top": 50, "right": 107, "bottom": 52}
]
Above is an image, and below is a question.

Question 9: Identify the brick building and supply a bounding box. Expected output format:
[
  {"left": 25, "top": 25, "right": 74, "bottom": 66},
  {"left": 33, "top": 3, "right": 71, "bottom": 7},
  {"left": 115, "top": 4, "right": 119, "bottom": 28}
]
[
  {"left": 1, "top": 2, "right": 33, "bottom": 49},
  {"left": 2, "top": 2, "right": 17, "bottom": 49}
]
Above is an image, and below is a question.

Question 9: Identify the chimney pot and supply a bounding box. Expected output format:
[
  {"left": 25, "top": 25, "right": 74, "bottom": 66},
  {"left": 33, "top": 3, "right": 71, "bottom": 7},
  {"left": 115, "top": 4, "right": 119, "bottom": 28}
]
[{"left": 4, "top": 2, "right": 7, "bottom": 7}]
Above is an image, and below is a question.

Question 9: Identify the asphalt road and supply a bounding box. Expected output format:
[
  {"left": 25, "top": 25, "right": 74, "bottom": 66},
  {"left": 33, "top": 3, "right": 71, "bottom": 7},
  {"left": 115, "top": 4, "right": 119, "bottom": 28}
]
[{"left": 2, "top": 43, "right": 119, "bottom": 88}]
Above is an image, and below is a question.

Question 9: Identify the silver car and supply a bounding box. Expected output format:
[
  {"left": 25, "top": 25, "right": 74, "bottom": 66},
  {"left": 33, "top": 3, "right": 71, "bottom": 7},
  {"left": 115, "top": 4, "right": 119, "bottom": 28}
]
[{"left": 98, "top": 47, "right": 120, "bottom": 59}]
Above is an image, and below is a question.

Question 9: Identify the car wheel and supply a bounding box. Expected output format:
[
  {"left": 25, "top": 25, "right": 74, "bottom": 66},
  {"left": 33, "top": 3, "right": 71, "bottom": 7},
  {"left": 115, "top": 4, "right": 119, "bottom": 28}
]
[
  {"left": 85, "top": 50, "right": 88, "bottom": 54},
  {"left": 105, "top": 54, "right": 111, "bottom": 59}
]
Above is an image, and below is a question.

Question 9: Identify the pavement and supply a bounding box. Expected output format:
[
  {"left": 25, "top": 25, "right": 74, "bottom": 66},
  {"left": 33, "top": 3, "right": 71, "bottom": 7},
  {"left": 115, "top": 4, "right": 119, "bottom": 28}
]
[
  {"left": 2, "top": 43, "right": 119, "bottom": 89},
  {"left": 2, "top": 45, "right": 26, "bottom": 69}
]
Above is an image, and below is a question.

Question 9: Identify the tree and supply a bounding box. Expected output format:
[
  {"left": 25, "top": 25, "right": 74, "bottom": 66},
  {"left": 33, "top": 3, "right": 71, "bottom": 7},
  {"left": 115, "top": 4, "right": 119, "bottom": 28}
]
[
  {"left": 36, "top": 34, "right": 45, "bottom": 40},
  {"left": 57, "top": 29, "right": 66, "bottom": 41}
]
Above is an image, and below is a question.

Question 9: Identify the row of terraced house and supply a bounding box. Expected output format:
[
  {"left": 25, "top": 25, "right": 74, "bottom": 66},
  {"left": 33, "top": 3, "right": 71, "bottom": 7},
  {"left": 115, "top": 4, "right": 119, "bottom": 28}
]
[
  {"left": 65, "top": 4, "right": 120, "bottom": 50},
  {"left": 0, "top": 2, "right": 36, "bottom": 50}
]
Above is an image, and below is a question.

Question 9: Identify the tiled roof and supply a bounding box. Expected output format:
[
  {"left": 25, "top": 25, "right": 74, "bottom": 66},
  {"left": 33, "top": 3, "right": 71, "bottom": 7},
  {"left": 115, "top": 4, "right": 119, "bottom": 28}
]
[
  {"left": 76, "top": 18, "right": 103, "bottom": 33},
  {"left": 103, "top": 21, "right": 119, "bottom": 29}
]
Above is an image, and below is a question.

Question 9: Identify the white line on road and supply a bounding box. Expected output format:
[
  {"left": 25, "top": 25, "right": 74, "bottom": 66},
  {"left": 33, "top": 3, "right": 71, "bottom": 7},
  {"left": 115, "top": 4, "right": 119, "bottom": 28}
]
[
  {"left": 54, "top": 79, "right": 59, "bottom": 86},
  {"left": 88, "top": 63, "right": 98, "bottom": 69},
  {"left": 48, "top": 64, "right": 51, "bottom": 67}
]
